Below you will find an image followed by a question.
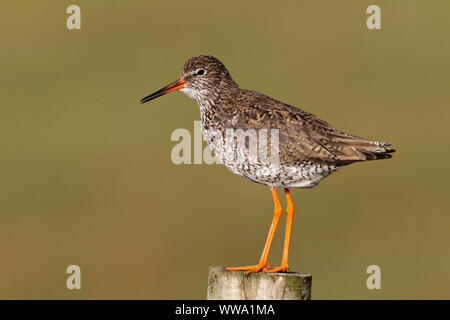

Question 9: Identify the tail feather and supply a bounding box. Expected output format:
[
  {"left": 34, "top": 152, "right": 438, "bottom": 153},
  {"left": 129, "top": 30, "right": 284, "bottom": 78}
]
[
  {"left": 358, "top": 146, "right": 395, "bottom": 160},
  {"left": 323, "top": 136, "right": 395, "bottom": 162},
  {"left": 326, "top": 132, "right": 395, "bottom": 162}
]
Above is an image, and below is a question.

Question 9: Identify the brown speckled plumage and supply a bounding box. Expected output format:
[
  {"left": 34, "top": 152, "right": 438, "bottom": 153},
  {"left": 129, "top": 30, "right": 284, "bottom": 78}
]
[
  {"left": 140, "top": 55, "right": 396, "bottom": 273},
  {"left": 142, "top": 55, "right": 395, "bottom": 188}
]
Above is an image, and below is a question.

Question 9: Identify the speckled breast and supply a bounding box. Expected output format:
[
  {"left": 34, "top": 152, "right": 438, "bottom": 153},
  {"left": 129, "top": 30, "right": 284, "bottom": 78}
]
[{"left": 201, "top": 123, "right": 339, "bottom": 188}]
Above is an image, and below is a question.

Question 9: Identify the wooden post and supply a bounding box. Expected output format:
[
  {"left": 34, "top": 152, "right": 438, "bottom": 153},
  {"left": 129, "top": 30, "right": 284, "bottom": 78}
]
[{"left": 207, "top": 266, "right": 312, "bottom": 300}]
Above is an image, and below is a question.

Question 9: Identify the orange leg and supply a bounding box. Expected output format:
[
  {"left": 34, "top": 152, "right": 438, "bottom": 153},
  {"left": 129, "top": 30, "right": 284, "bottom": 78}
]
[
  {"left": 264, "top": 188, "right": 295, "bottom": 273},
  {"left": 226, "top": 187, "right": 283, "bottom": 274}
]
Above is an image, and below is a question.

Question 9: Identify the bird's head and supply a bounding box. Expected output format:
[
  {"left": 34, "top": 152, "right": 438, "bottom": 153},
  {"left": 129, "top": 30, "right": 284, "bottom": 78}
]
[{"left": 140, "top": 55, "right": 238, "bottom": 104}]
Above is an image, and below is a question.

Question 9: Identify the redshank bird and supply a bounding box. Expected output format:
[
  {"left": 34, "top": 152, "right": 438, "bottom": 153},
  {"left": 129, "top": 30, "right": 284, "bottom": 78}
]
[{"left": 140, "top": 55, "right": 394, "bottom": 274}]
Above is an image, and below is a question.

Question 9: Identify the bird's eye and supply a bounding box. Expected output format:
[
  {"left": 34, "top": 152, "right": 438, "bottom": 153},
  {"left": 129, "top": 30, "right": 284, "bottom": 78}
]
[{"left": 196, "top": 68, "right": 206, "bottom": 76}]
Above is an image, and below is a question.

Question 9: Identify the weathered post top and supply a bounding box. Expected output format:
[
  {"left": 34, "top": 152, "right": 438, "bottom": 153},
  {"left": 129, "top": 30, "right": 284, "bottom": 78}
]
[{"left": 207, "top": 266, "right": 312, "bottom": 300}]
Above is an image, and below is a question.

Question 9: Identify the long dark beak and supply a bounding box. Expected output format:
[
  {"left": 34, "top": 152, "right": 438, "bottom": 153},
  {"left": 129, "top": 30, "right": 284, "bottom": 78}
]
[{"left": 140, "top": 78, "right": 188, "bottom": 104}]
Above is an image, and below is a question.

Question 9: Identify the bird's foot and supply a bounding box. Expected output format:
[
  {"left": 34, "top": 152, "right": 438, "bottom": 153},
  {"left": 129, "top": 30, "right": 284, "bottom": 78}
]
[
  {"left": 226, "top": 263, "right": 270, "bottom": 275},
  {"left": 263, "top": 264, "right": 288, "bottom": 273}
]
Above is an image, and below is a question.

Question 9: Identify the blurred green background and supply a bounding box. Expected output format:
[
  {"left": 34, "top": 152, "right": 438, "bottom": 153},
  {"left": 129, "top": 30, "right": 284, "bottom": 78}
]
[{"left": 1, "top": 0, "right": 449, "bottom": 299}]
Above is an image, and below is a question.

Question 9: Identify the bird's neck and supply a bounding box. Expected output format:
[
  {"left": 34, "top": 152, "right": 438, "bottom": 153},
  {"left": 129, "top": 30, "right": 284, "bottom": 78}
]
[
  {"left": 196, "top": 85, "right": 239, "bottom": 115},
  {"left": 196, "top": 86, "right": 240, "bottom": 135}
]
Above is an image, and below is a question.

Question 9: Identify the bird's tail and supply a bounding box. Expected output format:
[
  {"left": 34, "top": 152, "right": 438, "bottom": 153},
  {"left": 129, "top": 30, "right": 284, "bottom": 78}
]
[
  {"left": 325, "top": 131, "right": 396, "bottom": 162},
  {"left": 356, "top": 142, "right": 395, "bottom": 160}
]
